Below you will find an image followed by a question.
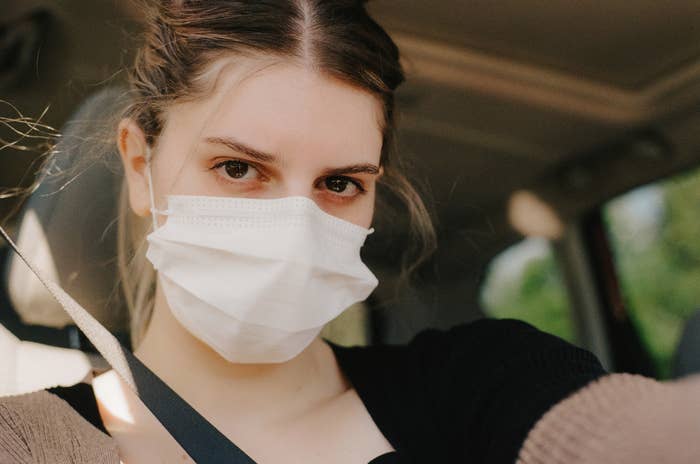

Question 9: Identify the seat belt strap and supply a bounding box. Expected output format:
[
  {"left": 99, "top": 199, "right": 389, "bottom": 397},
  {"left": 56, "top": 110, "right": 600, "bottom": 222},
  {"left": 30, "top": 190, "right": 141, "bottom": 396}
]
[{"left": 0, "top": 225, "right": 257, "bottom": 464}]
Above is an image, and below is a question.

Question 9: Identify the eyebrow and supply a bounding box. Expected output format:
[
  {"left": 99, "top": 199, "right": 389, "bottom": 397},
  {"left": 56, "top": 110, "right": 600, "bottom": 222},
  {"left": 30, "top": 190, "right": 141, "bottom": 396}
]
[
  {"left": 205, "top": 136, "right": 277, "bottom": 163},
  {"left": 205, "top": 136, "right": 380, "bottom": 176},
  {"left": 323, "top": 164, "right": 380, "bottom": 177}
]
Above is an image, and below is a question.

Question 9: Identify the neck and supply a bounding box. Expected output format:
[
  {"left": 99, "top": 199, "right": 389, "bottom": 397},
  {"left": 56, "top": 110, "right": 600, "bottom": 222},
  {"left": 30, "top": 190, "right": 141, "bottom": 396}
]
[{"left": 133, "top": 282, "right": 348, "bottom": 426}]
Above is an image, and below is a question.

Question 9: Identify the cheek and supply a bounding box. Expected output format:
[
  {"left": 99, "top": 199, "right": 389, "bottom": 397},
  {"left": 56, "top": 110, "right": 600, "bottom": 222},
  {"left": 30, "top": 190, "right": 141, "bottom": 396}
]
[
  {"left": 150, "top": 145, "right": 213, "bottom": 197},
  {"left": 359, "top": 205, "right": 375, "bottom": 229},
  {"left": 320, "top": 190, "right": 376, "bottom": 229},
  {"left": 360, "top": 192, "right": 376, "bottom": 228}
]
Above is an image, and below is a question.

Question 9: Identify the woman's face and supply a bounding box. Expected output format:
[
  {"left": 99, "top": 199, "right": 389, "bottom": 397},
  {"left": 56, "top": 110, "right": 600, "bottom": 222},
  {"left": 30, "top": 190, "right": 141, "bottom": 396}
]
[{"left": 121, "top": 61, "right": 385, "bottom": 229}]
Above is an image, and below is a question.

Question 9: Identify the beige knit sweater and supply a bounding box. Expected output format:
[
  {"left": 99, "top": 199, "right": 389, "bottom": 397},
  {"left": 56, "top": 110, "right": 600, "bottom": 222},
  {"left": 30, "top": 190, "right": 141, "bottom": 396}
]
[
  {"left": 1, "top": 373, "right": 699, "bottom": 463},
  {"left": 0, "top": 389, "right": 118, "bottom": 463}
]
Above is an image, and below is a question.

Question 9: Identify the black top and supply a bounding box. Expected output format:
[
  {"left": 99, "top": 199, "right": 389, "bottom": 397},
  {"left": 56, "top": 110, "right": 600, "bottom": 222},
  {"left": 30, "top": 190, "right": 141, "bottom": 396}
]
[{"left": 49, "top": 319, "right": 605, "bottom": 464}]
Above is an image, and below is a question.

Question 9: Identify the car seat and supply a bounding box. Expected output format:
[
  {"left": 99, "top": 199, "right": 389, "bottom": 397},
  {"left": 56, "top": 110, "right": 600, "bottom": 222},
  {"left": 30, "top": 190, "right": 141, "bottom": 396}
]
[{"left": 0, "top": 87, "right": 129, "bottom": 395}]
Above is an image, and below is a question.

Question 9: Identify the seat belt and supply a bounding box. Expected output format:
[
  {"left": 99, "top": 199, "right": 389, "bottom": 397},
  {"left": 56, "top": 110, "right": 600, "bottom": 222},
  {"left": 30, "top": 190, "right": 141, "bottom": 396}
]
[{"left": 0, "top": 226, "right": 257, "bottom": 464}]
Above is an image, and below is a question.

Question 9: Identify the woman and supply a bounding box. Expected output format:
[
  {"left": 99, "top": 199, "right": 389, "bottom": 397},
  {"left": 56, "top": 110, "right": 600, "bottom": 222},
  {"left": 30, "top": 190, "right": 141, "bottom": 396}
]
[{"left": 1, "top": 1, "right": 699, "bottom": 463}]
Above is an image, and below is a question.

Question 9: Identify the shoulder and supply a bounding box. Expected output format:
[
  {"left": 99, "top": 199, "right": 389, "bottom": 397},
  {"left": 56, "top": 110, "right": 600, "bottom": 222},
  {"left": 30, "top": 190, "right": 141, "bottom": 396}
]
[
  {"left": 410, "top": 318, "right": 603, "bottom": 372},
  {"left": 339, "top": 319, "right": 606, "bottom": 463},
  {"left": 417, "top": 319, "right": 606, "bottom": 462},
  {"left": 410, "top": 317, "right": 578, "bottom": 352},
  {"left": 377, "top": 318, "right": 605, "bottom": 389},
  {"left": 0, "top": 389, "right": 119, "bottom": 464}
]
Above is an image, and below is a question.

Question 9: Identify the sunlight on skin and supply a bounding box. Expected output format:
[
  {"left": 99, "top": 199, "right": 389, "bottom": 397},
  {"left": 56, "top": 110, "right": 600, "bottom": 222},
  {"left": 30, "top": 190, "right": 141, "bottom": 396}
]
[
  {"left": 93, "top": 369, "right": 197, "bottom": 463},
  {"left": 93, "top": 370, "right": 135, "bottom": 425}
]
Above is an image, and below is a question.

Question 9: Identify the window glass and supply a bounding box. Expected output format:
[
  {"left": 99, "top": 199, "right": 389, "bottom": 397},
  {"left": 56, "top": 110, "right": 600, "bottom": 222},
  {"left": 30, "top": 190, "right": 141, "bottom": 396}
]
[
  {"left": 604, "top": 166, "right": 700, "bottom": 378},
  {"left": 480, "top": 237, "right": 575, "bottom": 343}
]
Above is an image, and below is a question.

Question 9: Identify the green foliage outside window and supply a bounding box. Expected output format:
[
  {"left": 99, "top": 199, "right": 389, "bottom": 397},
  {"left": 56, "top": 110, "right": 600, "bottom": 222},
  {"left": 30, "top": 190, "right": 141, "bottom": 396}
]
[
  {"left": 481, "top": 238, "right": 576, "bottom": 344},
  {"left": 605, "top": 166, "right": 700, "bottom": 379},
  {"left": 482, "top": 166, "right": 700, "bottom": 379}
]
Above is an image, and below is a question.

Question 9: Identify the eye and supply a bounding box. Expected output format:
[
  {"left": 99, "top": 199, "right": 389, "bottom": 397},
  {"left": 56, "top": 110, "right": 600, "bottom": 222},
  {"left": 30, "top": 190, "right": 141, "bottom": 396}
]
[
  {"left": 212, "top": 159, "right": 262, "bottom": 182},
  {"left": 322, "top": 176, "right": 363, "bottom": 197}
]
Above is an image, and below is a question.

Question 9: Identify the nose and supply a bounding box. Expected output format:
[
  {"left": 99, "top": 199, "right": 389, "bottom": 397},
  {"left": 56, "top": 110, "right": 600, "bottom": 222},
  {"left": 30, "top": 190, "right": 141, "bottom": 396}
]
[
  {"left": 276, "top": 176, "right": 316, "bottom": 201},
  {"left": 274, "top": 176, "right": 333, "bottom": 214}
]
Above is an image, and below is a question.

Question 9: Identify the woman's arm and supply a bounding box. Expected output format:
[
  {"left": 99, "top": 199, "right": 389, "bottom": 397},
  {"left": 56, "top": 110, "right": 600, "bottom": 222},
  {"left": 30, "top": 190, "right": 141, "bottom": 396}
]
[
  {"left": 518, "top": 373, "right": 700, "bottom": 463},
  {"left": 0, "top": 390, "right": 119, "bottom": 463}
]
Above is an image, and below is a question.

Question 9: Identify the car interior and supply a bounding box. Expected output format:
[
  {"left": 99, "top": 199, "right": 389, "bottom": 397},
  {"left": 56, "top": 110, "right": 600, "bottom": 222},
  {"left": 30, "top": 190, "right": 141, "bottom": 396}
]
[{"left": 3, "top": 0, "right": 700, "bottom": 396}]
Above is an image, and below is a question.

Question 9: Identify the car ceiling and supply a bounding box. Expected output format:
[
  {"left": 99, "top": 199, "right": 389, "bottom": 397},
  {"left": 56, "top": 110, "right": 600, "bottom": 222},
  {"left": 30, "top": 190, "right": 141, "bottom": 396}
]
[
  {"left": 366, "top": 1, "right": 700, "bottom": 223},
  {"left": 4, "top": 1, "right": 700, "bottom": 340}
]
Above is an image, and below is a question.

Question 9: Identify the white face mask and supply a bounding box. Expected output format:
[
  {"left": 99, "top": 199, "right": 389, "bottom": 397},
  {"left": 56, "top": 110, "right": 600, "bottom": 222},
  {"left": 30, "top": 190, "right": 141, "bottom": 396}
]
[{"left": 144, "top": 165, "right": 379, "bottom": 364}]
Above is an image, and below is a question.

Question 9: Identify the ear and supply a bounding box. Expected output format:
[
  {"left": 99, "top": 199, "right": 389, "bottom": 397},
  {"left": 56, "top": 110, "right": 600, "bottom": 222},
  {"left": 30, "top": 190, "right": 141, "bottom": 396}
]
[{"left": 117, "top": 119, "right": 151, "bottom": 217}]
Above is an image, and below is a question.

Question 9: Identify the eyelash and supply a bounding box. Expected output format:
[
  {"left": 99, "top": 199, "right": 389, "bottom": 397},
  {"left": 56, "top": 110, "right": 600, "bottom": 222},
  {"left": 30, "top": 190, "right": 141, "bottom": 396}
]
[
  {"left": 209, "top": 158, "right": 367, "bottom": 196},
  {"left": 210, "top": 159, "right": 267, "bottom": 182},
  {"left": 315, "top": 176, "right": 367, "bottom": 196}
]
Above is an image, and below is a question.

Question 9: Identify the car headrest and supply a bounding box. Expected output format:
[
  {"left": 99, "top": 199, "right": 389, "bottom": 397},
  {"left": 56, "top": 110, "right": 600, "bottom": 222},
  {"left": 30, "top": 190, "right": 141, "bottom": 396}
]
[{"left": 4, "top": 87, "right": 128, "bottom": 332}]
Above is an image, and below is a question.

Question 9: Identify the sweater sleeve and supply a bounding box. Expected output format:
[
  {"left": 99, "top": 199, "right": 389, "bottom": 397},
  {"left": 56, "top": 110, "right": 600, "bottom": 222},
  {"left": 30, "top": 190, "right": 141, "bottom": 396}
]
[
  {"left": 517, "top": 373, "right": 700, "bottom": 464},
  {"left": 0, "top": 390, "right": 119, "bottom": 464},
  {"left": 411, "top": 318, "right": 607, "bottom": 463}
]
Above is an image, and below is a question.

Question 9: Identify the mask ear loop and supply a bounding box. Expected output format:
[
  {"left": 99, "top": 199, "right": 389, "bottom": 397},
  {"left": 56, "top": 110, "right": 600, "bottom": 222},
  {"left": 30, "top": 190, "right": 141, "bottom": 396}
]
[{"left": 145, "top": 146, "right": 159, "bottom": 230}]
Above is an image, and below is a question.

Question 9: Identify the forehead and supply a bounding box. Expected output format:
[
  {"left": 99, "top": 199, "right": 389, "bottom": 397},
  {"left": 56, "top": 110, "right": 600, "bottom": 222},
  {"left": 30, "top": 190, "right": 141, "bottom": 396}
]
[{"left": 163, "top": 59, "right": 385, "bottom": 165}]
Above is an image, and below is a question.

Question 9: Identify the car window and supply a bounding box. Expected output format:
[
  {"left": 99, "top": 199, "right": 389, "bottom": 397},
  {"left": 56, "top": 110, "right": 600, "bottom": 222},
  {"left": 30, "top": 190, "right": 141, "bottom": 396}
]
[
  {"left": 480, "top": 237, "right": 576, "bottom": 343},
  {"left": 603, "top": 165, "right": 700, "bottom": 378}
]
